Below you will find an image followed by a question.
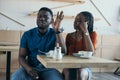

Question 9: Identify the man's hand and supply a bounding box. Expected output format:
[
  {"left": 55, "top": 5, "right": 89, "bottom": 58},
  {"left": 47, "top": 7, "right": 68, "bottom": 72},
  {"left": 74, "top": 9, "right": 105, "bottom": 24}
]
[
  {"left": 52, "top": 11, "right": 64, "bottom": 32},
  {"left": 26, "top": 67, "right": 39, "bottom": 80}
]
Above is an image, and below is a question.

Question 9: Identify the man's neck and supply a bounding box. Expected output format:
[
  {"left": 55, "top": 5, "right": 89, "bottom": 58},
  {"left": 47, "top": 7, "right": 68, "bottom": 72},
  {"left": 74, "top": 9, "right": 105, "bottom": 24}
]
[{"left": 38, "top": 28, "right": 48, "bottom": 34}]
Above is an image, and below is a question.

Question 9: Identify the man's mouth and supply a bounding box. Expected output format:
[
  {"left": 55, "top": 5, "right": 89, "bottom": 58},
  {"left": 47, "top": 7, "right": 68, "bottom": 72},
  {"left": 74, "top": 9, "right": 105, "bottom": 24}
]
[{"left": 40, "top": 21, "right": 47, "bottom": 25}]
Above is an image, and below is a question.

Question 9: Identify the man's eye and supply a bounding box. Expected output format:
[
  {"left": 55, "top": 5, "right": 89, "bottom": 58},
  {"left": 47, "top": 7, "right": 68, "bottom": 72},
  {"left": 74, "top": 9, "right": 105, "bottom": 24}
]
[
  {"left": 44, "top": 15, "right": 49, "bottom": 19},
  {"left": 46, "top": 17, "right": 49, "bottom": 19}
]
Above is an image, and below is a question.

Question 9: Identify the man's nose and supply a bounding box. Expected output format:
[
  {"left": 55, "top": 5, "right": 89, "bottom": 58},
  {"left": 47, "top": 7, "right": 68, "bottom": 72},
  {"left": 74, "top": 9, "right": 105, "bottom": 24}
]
[{"left": 40, "top": 17, "right": 45, "bottom": 20}]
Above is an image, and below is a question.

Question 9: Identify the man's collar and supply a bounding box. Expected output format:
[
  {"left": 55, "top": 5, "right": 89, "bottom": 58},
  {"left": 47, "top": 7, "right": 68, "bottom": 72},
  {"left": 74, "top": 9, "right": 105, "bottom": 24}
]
[{"left": 37, "top": 27, "right": 50, "bottom": 36}]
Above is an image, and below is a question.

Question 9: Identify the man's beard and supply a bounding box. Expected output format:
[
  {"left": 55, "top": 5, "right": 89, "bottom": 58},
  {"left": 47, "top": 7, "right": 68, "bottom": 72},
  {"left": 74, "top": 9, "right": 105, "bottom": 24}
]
[
  {"left": 37, "top": 22, "right": 49, "bottom": 30},
  {"left": 37, "top": 23, "right": 46, "bottom": 29}
]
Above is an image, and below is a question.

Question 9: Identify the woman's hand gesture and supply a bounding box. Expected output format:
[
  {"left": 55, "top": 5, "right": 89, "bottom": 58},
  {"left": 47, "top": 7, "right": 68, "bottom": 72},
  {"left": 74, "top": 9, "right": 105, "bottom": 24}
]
[{"left": 79, "top": 14, "right": 88, "bottom": 33}]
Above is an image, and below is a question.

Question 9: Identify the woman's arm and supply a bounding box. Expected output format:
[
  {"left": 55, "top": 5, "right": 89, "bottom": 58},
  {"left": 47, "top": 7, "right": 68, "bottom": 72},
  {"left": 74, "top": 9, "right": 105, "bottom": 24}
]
[{"left": 82, "top": 31, "right": 94, "bottom": 52}]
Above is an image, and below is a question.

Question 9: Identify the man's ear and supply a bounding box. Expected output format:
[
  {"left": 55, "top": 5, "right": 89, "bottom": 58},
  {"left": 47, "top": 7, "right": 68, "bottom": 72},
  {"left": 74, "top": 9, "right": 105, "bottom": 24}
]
[{"left": 51, "top": 18, "right": 54, "bottom": 23}]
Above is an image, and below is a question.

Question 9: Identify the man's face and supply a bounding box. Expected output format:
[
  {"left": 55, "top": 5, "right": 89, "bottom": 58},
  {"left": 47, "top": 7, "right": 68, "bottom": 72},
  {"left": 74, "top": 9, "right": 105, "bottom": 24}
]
[{"left": 37, "top": 10, "right": 52, "bottom": 30}]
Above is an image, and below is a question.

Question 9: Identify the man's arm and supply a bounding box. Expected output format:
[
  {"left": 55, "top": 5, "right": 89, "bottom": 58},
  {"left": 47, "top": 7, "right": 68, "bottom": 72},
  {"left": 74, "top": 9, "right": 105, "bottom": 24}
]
[
  {"left": 19, "top": 48, "right": 30, "bottom": 71},
  {"left": 19, "top": 48, "right": 38, "bottom": 79},
  {"left": 52, "top": 11, "right": 67, "bottom": 54},
  {"left": 56, "top": 33, "right": 67, "bottom": 54}
]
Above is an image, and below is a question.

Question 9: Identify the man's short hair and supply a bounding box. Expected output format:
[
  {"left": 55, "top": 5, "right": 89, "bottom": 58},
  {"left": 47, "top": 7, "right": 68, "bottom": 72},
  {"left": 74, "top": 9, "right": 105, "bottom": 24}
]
[{"left": 39, "top": 7, "right": 53, "bottom": 16}]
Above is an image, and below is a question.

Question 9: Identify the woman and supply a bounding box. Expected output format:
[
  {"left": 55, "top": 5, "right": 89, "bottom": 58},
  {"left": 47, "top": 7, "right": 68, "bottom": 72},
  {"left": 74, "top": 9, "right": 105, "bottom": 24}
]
[{"left": 63, "top": 11, "right": 97, "bottom": 80}]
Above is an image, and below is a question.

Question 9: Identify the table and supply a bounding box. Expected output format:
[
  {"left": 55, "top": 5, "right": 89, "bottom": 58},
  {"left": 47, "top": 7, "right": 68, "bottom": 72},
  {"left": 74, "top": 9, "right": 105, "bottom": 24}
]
[
  {"left": 37, "top": 55, "right": 120, "bottom": 69},
  {"left": 0, "top": 45, "right": 19, "bottom": 80}
]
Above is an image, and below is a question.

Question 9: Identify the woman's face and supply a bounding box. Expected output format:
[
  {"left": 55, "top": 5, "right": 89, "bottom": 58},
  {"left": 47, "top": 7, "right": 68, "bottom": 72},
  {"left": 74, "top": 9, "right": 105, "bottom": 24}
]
[{"left": 74, "top": 14, "right": 87, "bottom": 30}]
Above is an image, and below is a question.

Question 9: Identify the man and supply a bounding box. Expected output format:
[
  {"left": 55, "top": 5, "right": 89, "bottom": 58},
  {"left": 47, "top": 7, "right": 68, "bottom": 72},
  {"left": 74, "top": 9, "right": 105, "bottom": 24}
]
[{"left": 11, "top": 7, "right": 66, "bottom": 80}]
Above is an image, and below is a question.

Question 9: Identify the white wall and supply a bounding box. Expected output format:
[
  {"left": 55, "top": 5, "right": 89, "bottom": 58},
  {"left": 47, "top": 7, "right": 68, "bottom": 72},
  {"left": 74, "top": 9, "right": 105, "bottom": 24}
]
[{"left": 0, "top": 0, "right": 120, "bottom": 34}]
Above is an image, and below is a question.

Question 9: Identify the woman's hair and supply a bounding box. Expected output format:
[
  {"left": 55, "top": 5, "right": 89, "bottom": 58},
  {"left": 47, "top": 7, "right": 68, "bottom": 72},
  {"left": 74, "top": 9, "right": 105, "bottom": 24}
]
[{"left": 80, "top": 11, "right": 94, "bottom": 33}]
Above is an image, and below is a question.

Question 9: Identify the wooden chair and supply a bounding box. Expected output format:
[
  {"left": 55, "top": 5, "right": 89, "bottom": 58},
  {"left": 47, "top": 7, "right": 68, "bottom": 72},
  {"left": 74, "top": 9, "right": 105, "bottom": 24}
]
[{"left": 0, "top": 30, "right": 20, "bottom": 45}]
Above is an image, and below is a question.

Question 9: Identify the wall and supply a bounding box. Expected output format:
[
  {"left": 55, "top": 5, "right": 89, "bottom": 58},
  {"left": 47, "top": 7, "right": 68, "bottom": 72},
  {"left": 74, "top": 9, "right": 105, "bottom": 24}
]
[
  {"left": 0, "top": 0, "right": 120, "bottom": 34},
  {"left": 93, "top": 34, "right": 120, "bottom": 72}
]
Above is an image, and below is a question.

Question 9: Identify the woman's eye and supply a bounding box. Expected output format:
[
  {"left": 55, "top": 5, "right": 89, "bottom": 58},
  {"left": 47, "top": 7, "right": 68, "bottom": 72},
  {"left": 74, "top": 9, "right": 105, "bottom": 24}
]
[{"left": 76, "top": 21, "right": 81, "bottom": 23}]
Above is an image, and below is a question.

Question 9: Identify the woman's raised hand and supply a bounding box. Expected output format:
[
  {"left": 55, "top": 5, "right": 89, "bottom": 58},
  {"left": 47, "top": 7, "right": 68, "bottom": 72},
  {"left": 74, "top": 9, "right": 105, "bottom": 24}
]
[{"left": 79, "top": 14, "right": 88, "bottom": 33}]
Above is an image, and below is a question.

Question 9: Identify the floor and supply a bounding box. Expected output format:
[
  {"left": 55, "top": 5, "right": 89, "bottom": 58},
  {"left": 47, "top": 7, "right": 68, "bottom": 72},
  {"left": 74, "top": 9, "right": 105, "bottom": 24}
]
[
  {"left": 0, "top": 72, "right": 120, "bottom": 80},
  {"left": 92, "top": 72, "right": 120, "bottom": 80}
]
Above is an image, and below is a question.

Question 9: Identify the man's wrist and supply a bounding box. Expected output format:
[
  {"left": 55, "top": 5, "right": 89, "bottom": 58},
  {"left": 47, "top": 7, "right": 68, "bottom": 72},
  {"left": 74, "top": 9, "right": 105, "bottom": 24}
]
[
  {"left": 55, "top": 28, "right": 64, "bottom": 34},
  {"left": 55, "top": 31, "right": 61, "bottom": 34}
]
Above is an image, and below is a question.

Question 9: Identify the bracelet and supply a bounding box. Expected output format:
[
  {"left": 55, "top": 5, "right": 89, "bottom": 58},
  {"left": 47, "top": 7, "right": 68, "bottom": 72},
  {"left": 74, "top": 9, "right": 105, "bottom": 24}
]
[
  {"left": 55, "top": 28, "right": 64, "bottom": 34},
  {"left": 56, "top": 31, "right": 61, "bottom": 34},
  {"left": 83, "top": 32, "right": 89, "bottom": 36},
  {"left": 85, "top": 32, "right": 89, "bottom": 36}
]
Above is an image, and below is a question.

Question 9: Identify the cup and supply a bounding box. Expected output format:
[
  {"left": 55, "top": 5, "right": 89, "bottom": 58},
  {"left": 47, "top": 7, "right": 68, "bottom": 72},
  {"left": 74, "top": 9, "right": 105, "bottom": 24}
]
[{"left": 78, "top": 51, "right": 93, "bottom": 58}]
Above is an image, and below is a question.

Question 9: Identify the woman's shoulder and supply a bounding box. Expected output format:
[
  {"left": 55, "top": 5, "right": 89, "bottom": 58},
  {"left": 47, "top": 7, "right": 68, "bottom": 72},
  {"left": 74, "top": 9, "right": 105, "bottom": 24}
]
[
  {"left": 67, "top": 32, "right": 75, "bottom": 36},
  {"left": 66, "top": 32, "right": 75, "bottom": 40}
]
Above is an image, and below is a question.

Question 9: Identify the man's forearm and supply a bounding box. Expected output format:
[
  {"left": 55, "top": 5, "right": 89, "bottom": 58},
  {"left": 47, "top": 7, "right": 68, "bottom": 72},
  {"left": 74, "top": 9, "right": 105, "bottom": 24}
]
[
  {"left": 56, "top": 33, "right": 67, "bottom": 54},
  {"left": 19, "top": 56, "right": 31, "bottom": 71}
]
